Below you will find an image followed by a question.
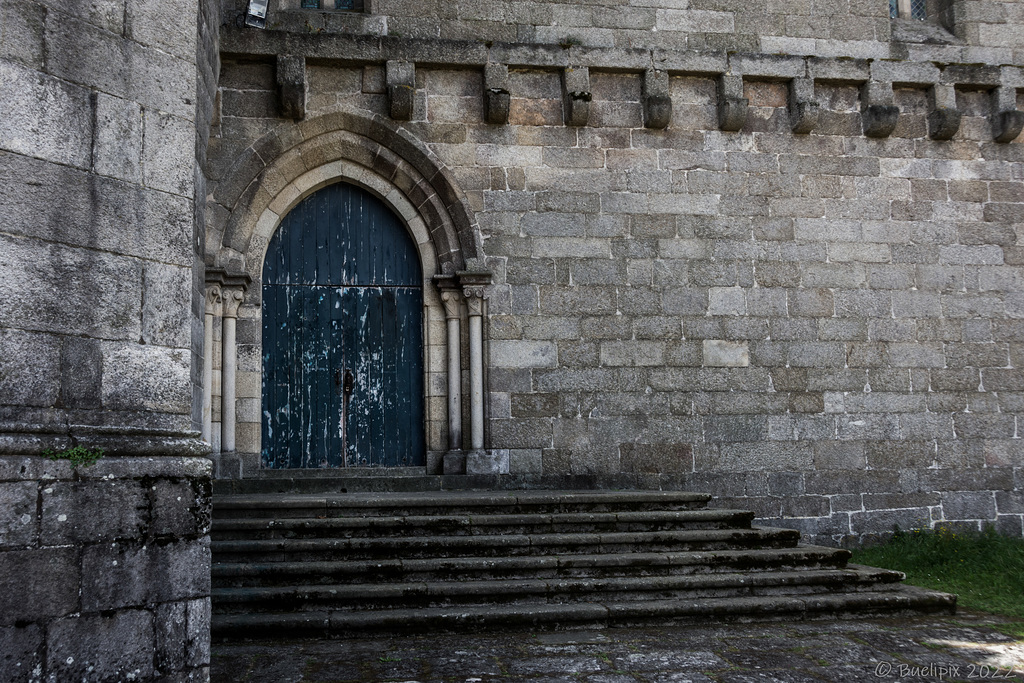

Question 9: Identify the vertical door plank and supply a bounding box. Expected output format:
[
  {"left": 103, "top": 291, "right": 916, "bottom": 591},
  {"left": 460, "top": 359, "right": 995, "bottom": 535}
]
[
  {"left": 382, "top": 288, "right": 399, "bottom": 466},
  {"left": 364, "top": 287, "right": 385, "bottom": 465}
]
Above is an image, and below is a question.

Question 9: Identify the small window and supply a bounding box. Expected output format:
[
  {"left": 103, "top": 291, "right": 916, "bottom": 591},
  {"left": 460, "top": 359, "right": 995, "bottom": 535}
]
[{"left": 891, "top": 0, "right": 927, "bottom": 20}]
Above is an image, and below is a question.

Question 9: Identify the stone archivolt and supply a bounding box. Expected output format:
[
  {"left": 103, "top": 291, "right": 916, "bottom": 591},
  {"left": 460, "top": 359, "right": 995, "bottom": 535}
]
[{"left": 209, "top": 107, "right": 482, "bottom": 281}]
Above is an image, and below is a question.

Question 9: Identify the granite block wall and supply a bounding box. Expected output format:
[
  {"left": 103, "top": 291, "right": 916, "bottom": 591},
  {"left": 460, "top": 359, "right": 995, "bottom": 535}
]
[
  {"left": 0, "top": 457, "right": 212, "bottom": 682},
  {"left": 207, "top": 6, "right": 1024, "bottom": 543},
  {"left": 0, "top": 0, "right": 218, "bottom": 676},
  {"left": 222, "top": 0, "right": 1024, "bottom": 62}
]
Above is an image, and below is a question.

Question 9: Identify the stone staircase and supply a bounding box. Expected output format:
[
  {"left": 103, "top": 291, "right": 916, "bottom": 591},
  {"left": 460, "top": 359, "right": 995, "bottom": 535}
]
[{"left": 211, "top": 480, "right": 956, "bottom": 640}]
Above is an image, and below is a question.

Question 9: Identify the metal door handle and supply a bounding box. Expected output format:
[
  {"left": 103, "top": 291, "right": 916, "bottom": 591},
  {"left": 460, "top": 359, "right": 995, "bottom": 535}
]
[{"left": 343, "top": 369, "right": 354, "bottom": 397}]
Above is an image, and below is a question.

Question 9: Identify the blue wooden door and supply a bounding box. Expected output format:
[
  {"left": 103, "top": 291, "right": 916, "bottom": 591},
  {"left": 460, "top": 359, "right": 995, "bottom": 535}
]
[{"left": 261, "top": 183, "right": 424, "bottom": 468}]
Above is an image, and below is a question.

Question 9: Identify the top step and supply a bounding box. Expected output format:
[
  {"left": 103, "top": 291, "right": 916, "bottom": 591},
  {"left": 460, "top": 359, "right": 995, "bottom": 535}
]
[
  {"left": 212, "top": 473, "right": 702, "bottom": 496},
  {"left": 214, "top": 490, "right": 713, "bottom": 518}
]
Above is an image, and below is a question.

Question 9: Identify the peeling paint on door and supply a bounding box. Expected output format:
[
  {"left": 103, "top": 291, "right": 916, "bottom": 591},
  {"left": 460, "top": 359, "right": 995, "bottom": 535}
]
[{"left": 261, "top": 182, "right": 424, "bottom": 468}]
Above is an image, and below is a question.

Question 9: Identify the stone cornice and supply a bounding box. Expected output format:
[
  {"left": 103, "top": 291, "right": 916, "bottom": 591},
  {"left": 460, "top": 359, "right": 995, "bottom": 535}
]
[
  {"left": 206, "top": 267, "right": 252, "bottom": 291},
  {"left": 0, "top": 422, "right": 210, "bottom": 457}
]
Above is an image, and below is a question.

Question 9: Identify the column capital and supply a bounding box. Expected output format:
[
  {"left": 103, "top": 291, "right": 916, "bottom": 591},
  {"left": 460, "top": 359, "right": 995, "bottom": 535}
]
[
  {"left": 440, "top": 290, "right": 462, "bottom": 320},
  {"left": 461, "top": 286, "right": 486, "bottom": 316},
  {"left": 221, "top": 288, "right": 244, "bottom": 319},
  {"left": 204, "top": 284, "right": 223, "bottom": 316},
  {"left": 457, "top": 270, "right": 491, "bottom": 317}
]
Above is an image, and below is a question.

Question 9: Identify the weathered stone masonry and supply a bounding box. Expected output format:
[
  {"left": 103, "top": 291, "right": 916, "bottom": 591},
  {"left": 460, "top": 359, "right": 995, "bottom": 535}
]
[
  {"left": 0, "top": 0, "right": 218, "bottom": 677},
  {"left": 0, "top": 0, "right": 1022, "bottom": 677},
  {"left": 209, "top": 0, "right": 1024, "bottom": 548}
]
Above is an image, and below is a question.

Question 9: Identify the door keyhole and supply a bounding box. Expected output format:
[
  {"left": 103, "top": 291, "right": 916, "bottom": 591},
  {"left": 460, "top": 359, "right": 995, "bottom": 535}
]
[{"left": 343, "top": 369, "right": 354, "bottom": 398}]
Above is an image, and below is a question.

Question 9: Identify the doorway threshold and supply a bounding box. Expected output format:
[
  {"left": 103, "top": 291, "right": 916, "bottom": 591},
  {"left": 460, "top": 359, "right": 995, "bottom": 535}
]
[{"left": 253, "top": 467, "right": 428, "bottom": 479}]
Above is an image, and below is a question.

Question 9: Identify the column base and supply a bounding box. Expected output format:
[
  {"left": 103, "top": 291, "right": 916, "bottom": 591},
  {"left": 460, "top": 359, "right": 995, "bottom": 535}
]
[
  {"left": 442, "top": 450, "right": 466, "bottom": 475},
  {"left": 465, "top": 449, "right": 510, "bottom": 475},
  {"left": 442, "top": 450, "right": 511, "bottom": 475}
]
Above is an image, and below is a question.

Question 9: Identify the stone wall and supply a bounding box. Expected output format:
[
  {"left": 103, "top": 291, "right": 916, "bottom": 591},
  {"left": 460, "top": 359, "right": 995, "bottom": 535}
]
[
  {"left": 208, "top": 12, "right": 1024, "bottom": 544},
  {"left": 0, "top": 0, "right": 200, "bottom": 435},
  {"left": 0, "top": 457, "right": 211, "bottom": 682},
  {"left": 0, "top": 0, "right": 216, "bottom": 676},
  {"left": 222, "top": 0, "right": 1024, "bottom": 60}
]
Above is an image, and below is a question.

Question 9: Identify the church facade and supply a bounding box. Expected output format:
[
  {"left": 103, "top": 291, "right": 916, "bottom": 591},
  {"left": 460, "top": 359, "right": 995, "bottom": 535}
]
[{"left": 1, "top": 0, "right": 1022, "bottom": 678}]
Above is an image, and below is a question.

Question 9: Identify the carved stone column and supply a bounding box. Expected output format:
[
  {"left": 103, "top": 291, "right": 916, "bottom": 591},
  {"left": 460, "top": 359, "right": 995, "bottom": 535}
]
[
  {"left": 202, "top": 284, "right": 222, "bottom": 447},
  {"left": 220, "top": 287, "right": 244, "bottom": 453},
  {"left": 462, "top": 284, "right": 486, "bottom": 453},
  {"left": 458, "top": 270, "right": 506, "bottom": 474},
  {"left": 434, "top": 273, "right": 466, "bottom": 474},
  {"left": 440, "top": 288, "right": 463, "bottom": 452}
]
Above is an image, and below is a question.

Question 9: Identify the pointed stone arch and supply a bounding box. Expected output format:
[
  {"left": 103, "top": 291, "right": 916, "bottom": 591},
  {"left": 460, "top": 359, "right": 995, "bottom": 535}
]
[
  {"left": 203, "top": 106, "right": 483, "bottom": 472},
  {"left": 207, "top": 106, "right": 481, "bottom": 281}
]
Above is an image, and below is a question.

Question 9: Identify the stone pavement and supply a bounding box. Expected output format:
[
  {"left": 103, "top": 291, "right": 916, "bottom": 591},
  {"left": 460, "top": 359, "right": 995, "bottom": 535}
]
[{"left": 211, "top": 611, "right": 1024, "bottom": 682}]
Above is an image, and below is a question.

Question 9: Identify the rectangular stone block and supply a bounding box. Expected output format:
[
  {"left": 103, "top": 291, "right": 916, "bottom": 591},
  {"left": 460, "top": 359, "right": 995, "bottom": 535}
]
[
  {"left": 0, "top": 0, "right": 46, "bottom": 68},
  {"left": 849, "top": 508, "right": 931, "bottom": 536},
  {"left": 0, "top": 547, "right": 80, "bottom": 624},
  {"left": 941, "top": 491, "right": 997, "bottom": 520},
  {"left": 702, "top": 340, "right": 749, "bottom": 367},
  {"left": 150, "top": 479, "right": 210, "bottom": 538},
  {"left": 100, "top": 341, "right": 191, "bottom": 414},
  {"left": 620, "top": 443, "right": 693, "bottom": 474},
  {"left": 142, "top": 263, "right": 193, "bottom": 348},
  {"left": 782, "top": 495, "right": 830, "bottom": 518},
  {"left": 704, "top": 415, "right": 767, "bottom": 443},
  {"left": 93, "top": 91, "right": 143, "bottom": 183},
  {"left": 143, "top": 110, "right": 196, "bottom": 197},
  {"left": 508, "top": 449, "right": 543, "bottom": 475},
  {"left": 0, "top": 236, "right": 146, "bottom": 340},
  {"left": 0, "top": 329, "right": 61, "bottom": 408},
  {"left": 488, "top": 418, "right": 553, "bottom": 449},
  {"left": 126, "top": 0, "right": 198, "bottom": 59},
  {"left": 767, "top": 471, "right": 805, "bottom": 496},
  {"left": 600, "top": 340, "right": 664, "bottom": 367},
  {"left": 489, "top": 340, "right": 558, "bottom": 369},
  {"left": 41, "top": 480, "right": 147, "bottom": 545},
  {"left": 47, "top": 611, "right": 154, "bottom": 682},
  {"left": 812, "top": 442, "right": 866, "bottom": 470},
  {"left": 80, "top": 540, "right": 210, "bottom": 611},
  {"left": 0, "top": 61, "right": 92, "bottom": 169}
]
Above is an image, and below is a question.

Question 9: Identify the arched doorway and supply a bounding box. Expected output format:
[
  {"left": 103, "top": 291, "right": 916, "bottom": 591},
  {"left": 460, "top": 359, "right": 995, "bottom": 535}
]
[{"left": 261, "top": 182, "right": 425, "bottom": 468}]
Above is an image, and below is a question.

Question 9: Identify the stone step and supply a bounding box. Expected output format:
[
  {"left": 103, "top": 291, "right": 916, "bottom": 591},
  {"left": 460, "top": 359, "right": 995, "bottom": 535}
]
[
  {"left": 212, "top": 566, "right": 906, "bottom": 614},
  {"left": 210, "top": 509, "right": 756, "bottom": 540},
  {"left": 212, "top": 546, "right": 853, "bottom": 587},
  {"left": 212, "top": 490, "right": 713, "bottom": 519},
  {"left": 210, "top": 488, "right": 957, "bottom": 639},
  {"left": 211, "top": 526, "right": 802, "bottom": 562},
  {"left": 211, "top": 586, "right": 957, "bottom": 639},
  {"left": 212, "top": 473, "right": 681, "bottom": 496}
]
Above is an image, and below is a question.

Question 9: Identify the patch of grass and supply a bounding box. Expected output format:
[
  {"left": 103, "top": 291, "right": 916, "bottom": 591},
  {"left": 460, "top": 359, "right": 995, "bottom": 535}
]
[
  {"left": 996, "top": 623, "right": 1024, "bottom": 639},
  {"left": 852, "top": 526, "right": 1024, "bottom": 620},
  {"left": 43, "top": 445, "right": 104, "bottom": 467}
]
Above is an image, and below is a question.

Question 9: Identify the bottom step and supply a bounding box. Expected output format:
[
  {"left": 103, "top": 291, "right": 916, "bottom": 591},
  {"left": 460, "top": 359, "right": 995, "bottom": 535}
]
[{"left": 212, "top": 585, "right": 956, "bottom": 640}]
